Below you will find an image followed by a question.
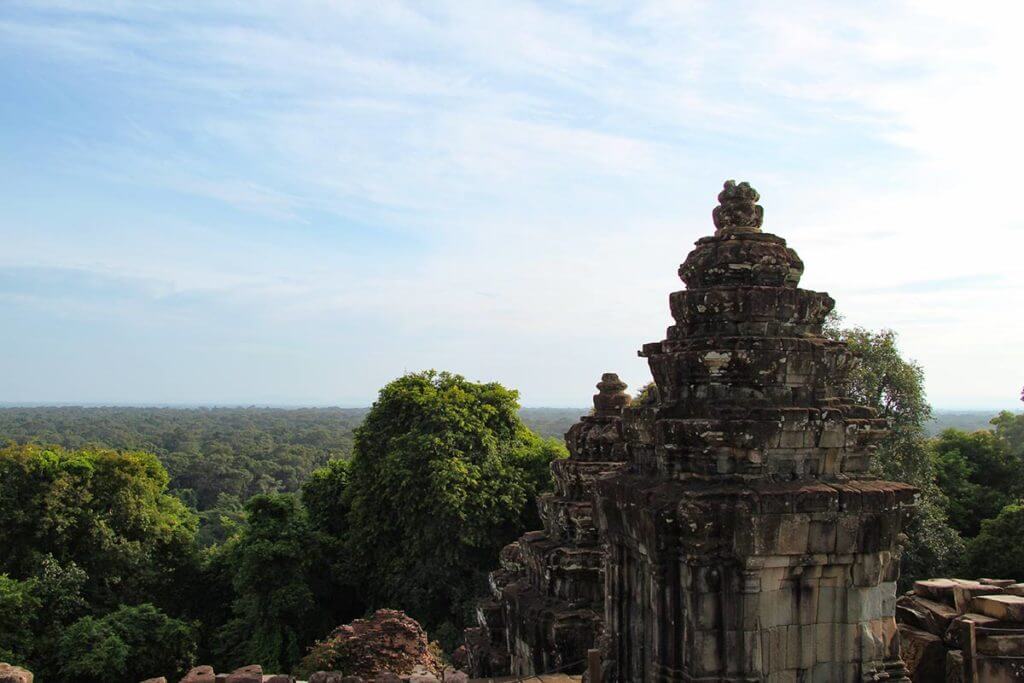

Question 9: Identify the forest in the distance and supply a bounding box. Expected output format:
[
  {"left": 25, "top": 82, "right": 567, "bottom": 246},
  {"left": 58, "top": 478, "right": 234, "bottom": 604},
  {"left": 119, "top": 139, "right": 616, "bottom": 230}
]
[{"left": 1, "top": 334, "right": 1022, "bottom": 682}]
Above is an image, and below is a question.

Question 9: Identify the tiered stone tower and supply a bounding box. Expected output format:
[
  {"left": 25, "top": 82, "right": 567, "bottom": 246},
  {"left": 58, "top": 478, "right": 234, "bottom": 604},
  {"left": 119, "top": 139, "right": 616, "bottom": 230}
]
[
  {"left": 466, "top": 374, "right": 632, "bottom": 676},
  {"left": 592, "top": 181, "right": 917, "bottom": 681}
]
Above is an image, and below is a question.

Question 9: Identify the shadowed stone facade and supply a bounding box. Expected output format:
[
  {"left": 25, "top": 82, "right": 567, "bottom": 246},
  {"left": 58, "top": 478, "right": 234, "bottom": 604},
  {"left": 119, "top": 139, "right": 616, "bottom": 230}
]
[
  {"left": 466, "top": 374, "right": 632, "bottom": 676},
  {"left": 593, "top": 181, "right": 917, "bottom": 682}
]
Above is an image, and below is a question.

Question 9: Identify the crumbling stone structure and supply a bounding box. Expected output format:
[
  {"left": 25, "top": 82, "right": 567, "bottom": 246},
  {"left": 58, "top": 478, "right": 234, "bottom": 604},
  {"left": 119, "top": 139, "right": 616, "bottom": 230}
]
[
  {"left": 466, "top": 374, "right": 632, "bottom": 676},
  {"left": 592, "top": 180, "right": 917, "bottom": 681},
  {"left": 897, "top": 577, "right": 1024, "bottom": 682}
]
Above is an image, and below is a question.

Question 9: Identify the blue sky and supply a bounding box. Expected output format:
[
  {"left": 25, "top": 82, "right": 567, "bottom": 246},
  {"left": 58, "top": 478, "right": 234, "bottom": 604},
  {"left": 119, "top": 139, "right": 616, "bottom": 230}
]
[{"left": 1, "top": 1, "right": 1021, "bottom": 409}]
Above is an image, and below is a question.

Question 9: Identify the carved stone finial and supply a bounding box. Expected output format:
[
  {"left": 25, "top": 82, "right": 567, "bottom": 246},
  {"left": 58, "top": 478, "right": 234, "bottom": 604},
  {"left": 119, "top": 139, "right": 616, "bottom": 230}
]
[
  {"left": 594, "top": 373, "right": 630, "bottom": 416},
  {"left": 712, "top": 179, "right": 763, "bottom": 233}
]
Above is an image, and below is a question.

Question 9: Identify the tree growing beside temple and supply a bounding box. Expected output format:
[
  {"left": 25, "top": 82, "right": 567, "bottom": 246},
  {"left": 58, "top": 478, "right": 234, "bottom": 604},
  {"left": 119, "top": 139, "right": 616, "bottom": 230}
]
[
  {"left": 825, "top": 319, "right": 964, "bottom": 585},
  {"left": 344, "top": 370, "right": 566, "bottom": 646}
]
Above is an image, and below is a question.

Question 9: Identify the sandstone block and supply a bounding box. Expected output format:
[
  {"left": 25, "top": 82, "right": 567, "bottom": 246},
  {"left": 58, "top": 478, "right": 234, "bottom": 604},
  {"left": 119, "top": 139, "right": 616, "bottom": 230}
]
[
  {"left": 308, "top": 674, "right": 345, "bottom": 683},
  {"left": 262, "top": 676, "right": 292, "bottom": 683},
  {"left": 898, "top": 625, "right": 945, "bottom": 682},
  {"left": 896, "top": 593, "right": 959, "bottom": 635},
  {"left": 970, "top": 594, "right": 1024, "bottom": 622},
  {"left": 945, "top": 649, "right": 965, "bottom": 683},
  {"left": 181, "top": 666, "right": 216, "bottom": 683},
  {"left": 141, "top": 678, "right": 168, "bottom": 683},
  {"left": 226, "top": 666, "right": 262, "bottom": 683},
  {"left": 914, "top": 579, "right": 959, "bottom": 602},
  {"left": 0, "top": 664, "right": 33, "bottom": 683},
  {"left": 441, "top": 667, "right": 468, "bottom": 683}
]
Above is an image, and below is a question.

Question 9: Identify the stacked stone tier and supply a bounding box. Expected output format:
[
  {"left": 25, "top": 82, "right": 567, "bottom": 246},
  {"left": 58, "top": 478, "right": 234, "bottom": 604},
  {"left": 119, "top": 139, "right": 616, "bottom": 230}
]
[
  {"left": 516, "top": 530, "right": 604, "bottom": 604},
  {"left": 679, "top": 232, "right": 804, "bottom": 289},
  {"left": 596, "top": 476, "right": 916, "bottom": 560},
  {"left": 623, "top": 404, "right": 886, "bottom": 479},
  {"left": 594, "top": 473, "right": 915, "bottom": 681},
  {"left": 538, "top": 494, "right": 599, "bottom": 545},
  {"left": 643, "top": 336, "right": 856, "bottom": 409},
  {"left": 564, "top": 414, "right": 629, "bottom": 461},
  {"left": 663, "top": 286, "right": 834, "bottom": 340}
]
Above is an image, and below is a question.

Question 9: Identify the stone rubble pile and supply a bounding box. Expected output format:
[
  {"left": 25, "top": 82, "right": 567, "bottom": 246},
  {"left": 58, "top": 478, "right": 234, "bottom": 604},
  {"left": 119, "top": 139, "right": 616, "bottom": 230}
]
[
  {"left": 897, "top": 577, "right": 1024, "bottom": 682},
  {"left": 132, "top": 611, "right": 469, "bottom": 683},
  {"left": 141, "top": 664, "right": 467, "bottom": 683},
  {"left": 298, "top": 609, "right": 443, "bottom": 680}
]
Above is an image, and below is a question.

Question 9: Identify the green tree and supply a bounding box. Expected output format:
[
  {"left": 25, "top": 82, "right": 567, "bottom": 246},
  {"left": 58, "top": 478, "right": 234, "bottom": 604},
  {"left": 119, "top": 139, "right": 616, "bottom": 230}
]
[
  {"left": 932, "top": 428, "right": 1024, "bottom": 537},
  {"left": 0, "top": 444, "right": 198, "bottom": 611},
  {"left": 345, "top": 371, "right": 566, "bottom": 644},
  {"left": 965, "top": 504, "right": 1024, "bottom": 581},
  {"left": 56, "top": 603, "right": 197, "bottom": 683},
  {"left": 991, "top": 410, "right": 1024, "bottom": 459},
  {"left": 213, "top": 493, "right": 330, "bottom": 673},
  {"left": 0, "top": 574, "right": 40, "bottom": 664},
  {"left": 825, "top": 320, "right": 964, "bottom": 584}
]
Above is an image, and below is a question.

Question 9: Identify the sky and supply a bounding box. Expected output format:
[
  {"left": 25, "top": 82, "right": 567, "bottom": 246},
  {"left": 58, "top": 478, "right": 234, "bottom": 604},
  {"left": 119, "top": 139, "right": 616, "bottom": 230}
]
[{"left": 0, "top": 1, "right": 1021, "bottom": 409}]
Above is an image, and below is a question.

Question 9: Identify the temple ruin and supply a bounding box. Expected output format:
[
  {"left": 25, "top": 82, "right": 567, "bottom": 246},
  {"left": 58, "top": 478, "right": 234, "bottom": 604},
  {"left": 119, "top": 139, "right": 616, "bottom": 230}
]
[{"left": 469, "top": 180, "right": 919, "bottom": 682}]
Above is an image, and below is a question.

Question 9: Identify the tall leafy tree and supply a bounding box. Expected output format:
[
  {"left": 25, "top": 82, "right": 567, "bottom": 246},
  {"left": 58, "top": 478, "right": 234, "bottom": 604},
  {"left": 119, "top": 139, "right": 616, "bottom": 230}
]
[
  {"left": 344, "top": 371, "right": 565, "bottom": 644},
  {"left": 965, "top": 504, "right": 1024, "bottom": 581},
  {"left": 932, "top": 428, "right": 1024, "bottom": 537},
  {"left": 213, "top": 494, "right": 332, "bottom": 673},
  {"left": 991, "top": 409, "right": 1024, "bottom": 460},
  {"left": 0, "top": 444, "right": 198, "bottom": 611},
  {"left": 825, "top": 319, "right": 964, "bottom": 584}
]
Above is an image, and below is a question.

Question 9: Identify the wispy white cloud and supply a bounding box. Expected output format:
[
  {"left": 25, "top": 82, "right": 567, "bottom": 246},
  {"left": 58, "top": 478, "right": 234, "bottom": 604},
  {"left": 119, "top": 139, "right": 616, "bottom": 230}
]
[{"left": 0, "top": 0, "right": 1021, "bottom": 407}]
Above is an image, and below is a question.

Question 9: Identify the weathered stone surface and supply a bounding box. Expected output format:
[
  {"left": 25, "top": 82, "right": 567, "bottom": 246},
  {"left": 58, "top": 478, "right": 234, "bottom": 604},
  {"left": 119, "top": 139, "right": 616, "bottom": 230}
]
[
  {"left": 225, "top": 665, "right": 262, "bottom": 683},
  {"left": 897, "top": 593, "right": 960, "bottom": 636},
  {"left": 181, "top": 666, "right": 216, "bottom": 683},
  {"left": 308, "top": 674, "right": 345, "bottom": 683},
  {"left": 900, "top": 625, "right": 946, "bottom": 682},
  {"left": 141, "top": 678, "right": 168, "bottom": 683},
  {"left": 0, "top": 664, "right": 32, "bottom": 683},
  {"left": 261, "top": 676, "right": 292, "bottom": 683},
  {"left": 945, "top": 649, "right": 965, "bottom": 683},
  {"left": 441, "top": 667, "right": 468, "bottom": 683},
  {"left": 467, "top": 374, "right": 631, "bottom": 676},
  {"left": 469, "top": 179, "right": 917, "bottom": 681},
  {"left": 592, "top": 181, "right": 915, "bottom": 682},
  {"left": 374, "top": 673, "right": 401, "bottom": 683},
  {"left": 970, "top": 594, "right": 1024, "bottom": 622}
]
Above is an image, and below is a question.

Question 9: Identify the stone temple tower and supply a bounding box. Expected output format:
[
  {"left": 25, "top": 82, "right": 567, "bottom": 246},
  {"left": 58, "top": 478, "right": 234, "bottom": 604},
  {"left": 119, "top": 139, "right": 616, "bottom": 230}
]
[
  {"left": 592, "top": 181, "right": 917, "bottom": 682},
  {"left": 466, "top": 374, "right": 632, "bottom": 676}
]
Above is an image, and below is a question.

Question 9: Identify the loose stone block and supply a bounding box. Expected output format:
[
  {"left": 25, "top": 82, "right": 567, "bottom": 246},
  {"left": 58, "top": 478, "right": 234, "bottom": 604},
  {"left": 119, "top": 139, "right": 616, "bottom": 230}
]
[
  {"left": 0, "top": 664, "right": 33, "bottom": 683},
  {"left": 225, "top": 666, "right": 262, "bottom": 683},
  {"left": 181, "top": 667, "right": 216, "bottom": 683},
  {"left": 896, "top": 594, "right": 959, "bottom": 636},
  {"left": 970, "top": 594, "right": 1024, "bottom": 622},
  {"left": 899, "top": 625, "right": 946, "bottom": 682}
]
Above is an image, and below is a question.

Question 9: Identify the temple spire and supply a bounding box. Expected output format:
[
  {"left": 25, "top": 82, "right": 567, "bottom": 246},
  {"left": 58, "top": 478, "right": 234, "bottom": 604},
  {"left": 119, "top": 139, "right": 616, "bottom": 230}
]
[
  {"left": 712, "top": 179, "right": 763, "bottom": 234},
  {"left": 593, "top": 373, "right": 630, "bottom": 416}
]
